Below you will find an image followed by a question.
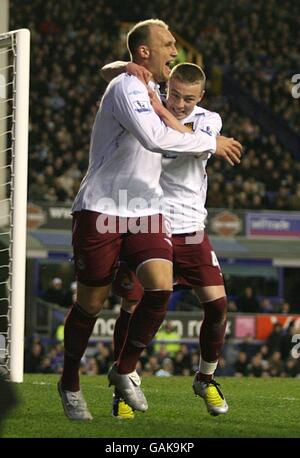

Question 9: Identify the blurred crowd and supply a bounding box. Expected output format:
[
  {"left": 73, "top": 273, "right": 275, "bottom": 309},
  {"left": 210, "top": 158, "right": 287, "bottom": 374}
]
[
  {"left": 117, "top": 0, "right": 300, "bottom": 133},
  {"left": 10, "top": 0, "right": 300, "bottom": 211},
  {"left": 31, "top": 271, "right": 300, "bottom": 378},
  {"left": 40, "top": 277, "right": 300, "bottom": 314},
  {"left": 24, "top": 318, "right": 300, "bottom": 378}
]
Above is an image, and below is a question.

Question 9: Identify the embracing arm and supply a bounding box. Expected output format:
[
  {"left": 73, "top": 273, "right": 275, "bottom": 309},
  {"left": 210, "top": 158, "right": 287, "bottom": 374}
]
[
  {"left": 113, "top": 77, "right": 216, "bottom": 156},
  {"left": 148, "top": 89, "right": 190, "bottom": 134},
  {"left": 100, "top": 61, "right": 152, "bottom": 86},
  {"left": 100, "top": 61, "right": 128, "bottom": 82},
  {"left": 150, "top": 97, "right": 242, "bottom": 163},
  {"left": 101, "top": 62, "right": 188, "bottom": 134}
]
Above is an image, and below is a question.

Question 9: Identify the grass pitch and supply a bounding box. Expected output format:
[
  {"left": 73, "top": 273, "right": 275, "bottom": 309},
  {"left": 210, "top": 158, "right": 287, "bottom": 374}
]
[{"left": 2, "top": 374, "right": 300, "bottom": 438}]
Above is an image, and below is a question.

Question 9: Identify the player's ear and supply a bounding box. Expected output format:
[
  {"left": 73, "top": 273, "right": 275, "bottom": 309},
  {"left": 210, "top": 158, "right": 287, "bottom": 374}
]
[{"left": 138, "top": 45, "right": 150, "bottom": 59}]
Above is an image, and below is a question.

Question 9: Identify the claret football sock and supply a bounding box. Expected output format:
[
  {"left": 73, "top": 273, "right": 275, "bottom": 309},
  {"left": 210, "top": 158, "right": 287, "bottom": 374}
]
[
  {"left": 199, "top": 296, "right": 227, "bottom": 365},
  {"left": 113, "top": 308, "right": 131, "bottom": 361},
  {"left": 61, "top": 303, "right": 97, "bottom": 392},
  {"left": 117, "top": 290, "right": 171, "bottom": 374}
]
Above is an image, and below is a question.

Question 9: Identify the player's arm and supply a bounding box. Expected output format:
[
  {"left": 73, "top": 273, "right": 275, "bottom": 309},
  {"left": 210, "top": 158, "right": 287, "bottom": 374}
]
[
  {"left": 100, "top": 61, "right": 152, "bottom": 86},
  {"left": 199, "top": 113, "right": 241, "bottom": 166},
  {"left": 101, "top": 63, "right": 189, "bottom": 135},
  {"left": 148, "top": 89, "right": 190, "bottom": 134},
  {"left": 148, "top": 92, "right": 242, "bottom": 162},
  {"left": 114, "top": 77, "right": 218, "bottom": 156}
]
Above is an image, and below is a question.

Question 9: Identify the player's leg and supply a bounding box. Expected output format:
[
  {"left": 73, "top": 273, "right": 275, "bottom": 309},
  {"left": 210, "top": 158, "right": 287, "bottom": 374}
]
[
  {"left": 116, "top": 258, "right": 172, "bottom": 372},
  {"left": 194, "top": 283, "right": 227, "bottom": 383},
  {"left": 112, "top": 297, "right": 137, "bottom": 419},
  {"left": 111, "top": 263, "right": 142, "bottom": 419},
  {"left": 108, "top": 215, "right": 173, "bottom": 412},
  {"left": 174, "top": 231, "right": 228, "bottom": 415},
  {"left": 193, "top": 284, "right": 228, "bottom": 415},
  {"left": 112, "top": 262, "right": 143, "bottom": 362},
  {"left": 59, "top": 210, "right": 121, "bottom": 420}
]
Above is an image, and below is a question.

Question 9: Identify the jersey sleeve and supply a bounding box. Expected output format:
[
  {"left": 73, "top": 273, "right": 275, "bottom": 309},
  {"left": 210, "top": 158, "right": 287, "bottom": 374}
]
[
  {"left": 193, "top": 112, "right": 223, "bottom": 160},
  {"left": 113, "top": 75, "right": 216, "bottom": 156},
  {"left": 201, "top": 112, "right": 222, "bottom": 136}
]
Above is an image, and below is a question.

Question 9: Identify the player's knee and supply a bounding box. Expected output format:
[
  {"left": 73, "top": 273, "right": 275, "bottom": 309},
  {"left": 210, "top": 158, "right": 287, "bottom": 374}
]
[
  {"left": 137, "top": 260, "right": 173, "bottom": 290},
  {"left": 144, "top": 289, "right": 171, "bottom": 311},
  {"left": 204, "top": 296, "right": 228, "bottom": 323},
  {"left": 77, "top": 282, "right": 110, "bottom": 316},
  {"left": 140, "top": 275, "right": 173, "bottom": 291},
  {"left": 152, "top": 279, "right": 173, "bottom": 290}
]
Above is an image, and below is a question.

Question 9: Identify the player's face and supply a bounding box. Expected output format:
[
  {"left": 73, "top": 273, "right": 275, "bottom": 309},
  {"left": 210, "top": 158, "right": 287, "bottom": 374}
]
[
  {"left": 166, "top": 78, "right": 204, "bottom": 120},
  {"left": 147, "top": 26, "right": 177, "bottom": 83}
]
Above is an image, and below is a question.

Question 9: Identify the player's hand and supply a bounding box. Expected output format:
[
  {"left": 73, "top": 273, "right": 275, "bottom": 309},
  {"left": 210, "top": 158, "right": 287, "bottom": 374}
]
[
  {"left": 125, "top": 62, "right": 152, "bottom": 86},
  {"left": 215, "top": 136, "right": 243, "bottom": 166}
]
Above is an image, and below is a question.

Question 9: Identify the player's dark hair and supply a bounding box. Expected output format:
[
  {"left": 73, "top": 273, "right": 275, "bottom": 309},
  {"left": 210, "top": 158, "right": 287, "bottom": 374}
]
[
  {"left": 170, "top": 63, "right": 206, "bottom": 89},
  {"left": 127, "top": 19, "right": 169, "bottom": 59}
]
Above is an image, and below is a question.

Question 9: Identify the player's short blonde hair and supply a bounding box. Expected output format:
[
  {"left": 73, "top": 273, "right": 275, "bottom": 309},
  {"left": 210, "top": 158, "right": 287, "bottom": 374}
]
[
  {"left": 127, "top": 19, "right": 169, "bottom": 59},
  {"left": 170, "top": 63, "right": 206, "bottom": 89}
]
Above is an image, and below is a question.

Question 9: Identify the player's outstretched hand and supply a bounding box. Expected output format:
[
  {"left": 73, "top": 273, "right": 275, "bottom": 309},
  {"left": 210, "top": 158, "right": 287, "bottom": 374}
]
[
  {"left": 215, "top": 136, "right": 243, "bottom": 166},
  {"left": 126, "top": 62, "right": 152, "bottom": 86}
]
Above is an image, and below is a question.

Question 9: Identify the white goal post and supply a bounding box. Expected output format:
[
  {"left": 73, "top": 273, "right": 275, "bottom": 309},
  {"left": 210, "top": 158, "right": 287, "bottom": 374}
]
[{"left": 0, "top": 29, "right": 30, "bottom": 382}]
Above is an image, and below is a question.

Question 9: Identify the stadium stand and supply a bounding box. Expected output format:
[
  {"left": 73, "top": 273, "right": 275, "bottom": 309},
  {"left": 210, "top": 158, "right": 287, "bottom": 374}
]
[
  {"left": 11, "top": 0, "right": 300, "bottom": 210},
  {"left": 10, "top": 0, "right": 300, "bottom": 378}
]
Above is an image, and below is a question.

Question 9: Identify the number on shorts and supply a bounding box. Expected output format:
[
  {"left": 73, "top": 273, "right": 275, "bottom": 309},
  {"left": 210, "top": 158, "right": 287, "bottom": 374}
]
[{"left": 211, "top": 251, "right": 220, "bottom": 268}]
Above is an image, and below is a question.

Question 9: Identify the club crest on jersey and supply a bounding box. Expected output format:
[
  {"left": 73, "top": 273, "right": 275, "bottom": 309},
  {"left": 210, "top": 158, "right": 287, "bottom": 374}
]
[
  {"left": 184, "top": 122, "right": 194, "bottom": 131},
  {"left": 133, "top": 100, "right": 152, "bottom": 113}
]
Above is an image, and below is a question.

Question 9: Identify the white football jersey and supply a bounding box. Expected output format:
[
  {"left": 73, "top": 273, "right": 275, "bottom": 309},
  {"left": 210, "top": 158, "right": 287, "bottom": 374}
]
[
  {"left": 72, "top": 74, "right": 216, "bottom": 217},
  {"left": 161, "top": 106, "right": 222, "bottom": 233}
]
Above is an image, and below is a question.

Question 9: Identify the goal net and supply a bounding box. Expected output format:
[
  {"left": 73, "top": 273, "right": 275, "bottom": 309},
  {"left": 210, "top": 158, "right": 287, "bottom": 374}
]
[{"left": 0, "top": 29, "right": 30, "bottom": 382}]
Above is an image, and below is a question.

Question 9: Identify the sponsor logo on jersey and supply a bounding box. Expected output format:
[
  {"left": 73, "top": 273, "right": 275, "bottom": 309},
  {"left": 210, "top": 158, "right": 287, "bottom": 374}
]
[
  {"left": 133, "top": 100, "right": 152, "bottom": 113},
  {"left": 128, "top": 90, "right": 143, "bottom": 96}
]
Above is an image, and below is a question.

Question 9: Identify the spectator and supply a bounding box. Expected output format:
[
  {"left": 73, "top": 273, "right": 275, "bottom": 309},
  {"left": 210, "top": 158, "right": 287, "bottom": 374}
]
[
  {"left": 259, "top": 298, "right": 275, "bottom": 314},
  {"left": 154, "top": 322, "right": 181, "bottom": 357},
  {"left": 63, "top": 281, "right": 77, "bottom": 309},
  {"left": 42, "top": 277, "right": 65, "bottom": 307},
  {"left": 234, "top": 351, "right": 249, "bottom": 377},
  {"left": 265, "top": 323, "right": 283, "bottom": 356},
  {"left": 279, "top": 302, "right": 291, "bottom": 314},
  {"left": 236, "top": 287, "right": 260, "bottom": 313},
  {"left": 24, "top": 338, "right": 44, "bottom": 373},
  {"left": 248, "top": 354, "right": 265, "bottom": 377},
  {"left": 214, "top": 357, "right": 235, "bottom": 377},
  {"left": 155, "top": 357, "right": 174, "bottom": 377}
]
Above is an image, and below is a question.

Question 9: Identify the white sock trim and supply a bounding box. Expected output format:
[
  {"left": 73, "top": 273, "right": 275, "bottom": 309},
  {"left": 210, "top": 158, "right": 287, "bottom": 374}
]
[{"left": 199, "top": 358, "right": 218, "bottom": 375}]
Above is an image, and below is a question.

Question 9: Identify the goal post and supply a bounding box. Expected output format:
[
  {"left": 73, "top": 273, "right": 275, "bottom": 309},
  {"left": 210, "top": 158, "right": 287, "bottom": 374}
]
[{"left": 0, "top": 29, "right": 30, "bottom": 382}]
